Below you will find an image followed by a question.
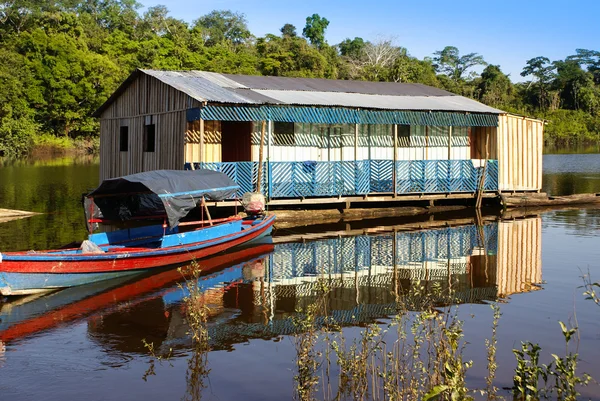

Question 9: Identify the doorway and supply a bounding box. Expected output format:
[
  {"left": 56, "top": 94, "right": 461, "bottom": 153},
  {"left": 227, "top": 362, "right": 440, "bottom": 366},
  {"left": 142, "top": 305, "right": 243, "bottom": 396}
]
[{"left": 221, "top": 121, "right": 252, "bottom": 162}]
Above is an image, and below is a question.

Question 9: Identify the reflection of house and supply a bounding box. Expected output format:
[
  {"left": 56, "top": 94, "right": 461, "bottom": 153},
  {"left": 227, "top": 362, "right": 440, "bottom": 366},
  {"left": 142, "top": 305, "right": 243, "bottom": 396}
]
[
  {"left": 94, "top": 70, "right": 544, "bottom": 206},
  {"left": 79, "top": 218, "right": 541, "bottom": 353},
  {"left": 496, "top": 218, "right": 542, "bottom": 297},
  {"left": 257, "top": 224, "right": 498, "bottom": 311}
]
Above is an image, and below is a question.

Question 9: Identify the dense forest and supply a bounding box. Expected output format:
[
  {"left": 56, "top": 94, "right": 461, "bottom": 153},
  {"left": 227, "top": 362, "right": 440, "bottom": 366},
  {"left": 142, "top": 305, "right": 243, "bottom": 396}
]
[{"left": 1, "top": 0, "right": 599, "bottom": 157}]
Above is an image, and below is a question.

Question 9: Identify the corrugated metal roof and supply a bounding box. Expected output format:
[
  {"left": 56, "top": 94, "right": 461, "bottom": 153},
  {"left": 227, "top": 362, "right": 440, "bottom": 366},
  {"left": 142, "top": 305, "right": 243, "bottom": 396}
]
[
  {"left": 251, "top": 89, "right": 503, "bottom": 113},
  {"left": 93, "top": 69, "right": 505, "bottom": 117},
  {"left": 222, "top": 73, "right": 455, "bottom": 96},
  {"left": 141, "top": 70, "right": 257, "bottom": 104}
]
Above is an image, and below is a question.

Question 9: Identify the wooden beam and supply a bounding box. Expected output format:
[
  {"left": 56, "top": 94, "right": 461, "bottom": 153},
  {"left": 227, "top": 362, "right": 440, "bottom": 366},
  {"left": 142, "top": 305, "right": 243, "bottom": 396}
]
[
  {"left": 199, "top": 118, "right": 204, "bottom": 163},
  {"left": 256, "top": 120, "right": 266, "bottom": 192},
  {"left": 204, "top": 191, "right": 499, "bottom": 208},
  {"left": 354, "top": 123, "right": 359, "bottom": 161},
  {"left": 367, "top": 125, "right": 371, "bottom": 161},
  {"left": 425, "top": 126, "right": 429, "bottom": 160},
  {"left": 393, "top": 124, "right": 398, "bottom": 196},
  {"left": 267, "top": 120, "right": 272, "bottom": 198},
  {"left": 448, "top": 126, "right": 452, "bottom": 160}
]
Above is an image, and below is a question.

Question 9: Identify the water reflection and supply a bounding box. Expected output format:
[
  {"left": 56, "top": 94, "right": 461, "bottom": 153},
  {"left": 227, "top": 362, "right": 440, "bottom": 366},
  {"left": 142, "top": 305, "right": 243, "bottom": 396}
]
[
  {"left": 542, "top": 153, "right": 600, "bottom": 195},
  {"left": 0, "top": 217, "right": 543, "bottom": 355}
]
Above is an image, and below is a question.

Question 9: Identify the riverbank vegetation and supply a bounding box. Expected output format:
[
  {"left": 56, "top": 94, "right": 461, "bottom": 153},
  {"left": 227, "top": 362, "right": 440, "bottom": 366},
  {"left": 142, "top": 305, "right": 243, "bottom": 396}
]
[{"left": 1, "top": 1, "right": 599, "bottom": 156}]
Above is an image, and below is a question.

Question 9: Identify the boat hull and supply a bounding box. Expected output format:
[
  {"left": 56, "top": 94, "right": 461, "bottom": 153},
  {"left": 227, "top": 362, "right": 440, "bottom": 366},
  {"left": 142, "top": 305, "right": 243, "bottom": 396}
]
[{"left": 0, "top": 215, "right": 274, "bottom": 295}]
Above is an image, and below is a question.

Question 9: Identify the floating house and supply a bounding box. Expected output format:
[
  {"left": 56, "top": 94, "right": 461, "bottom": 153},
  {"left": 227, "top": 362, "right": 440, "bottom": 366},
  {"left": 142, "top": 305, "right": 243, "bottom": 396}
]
[{"left": 94, "top": 70, "right": 544, "bottom": 206}]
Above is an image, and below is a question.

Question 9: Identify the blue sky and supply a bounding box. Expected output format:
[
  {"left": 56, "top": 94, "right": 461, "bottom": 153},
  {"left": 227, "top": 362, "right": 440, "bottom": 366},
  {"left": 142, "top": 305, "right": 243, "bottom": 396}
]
[{"left": 138, "top": 0, "right": 600, "bottom": 82}]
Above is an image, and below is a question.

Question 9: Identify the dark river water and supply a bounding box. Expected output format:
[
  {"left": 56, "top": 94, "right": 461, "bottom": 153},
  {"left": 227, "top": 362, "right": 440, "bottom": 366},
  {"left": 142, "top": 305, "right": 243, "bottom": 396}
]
[{"left": 0, "top": 154, "right": 599, "bottom": 400}]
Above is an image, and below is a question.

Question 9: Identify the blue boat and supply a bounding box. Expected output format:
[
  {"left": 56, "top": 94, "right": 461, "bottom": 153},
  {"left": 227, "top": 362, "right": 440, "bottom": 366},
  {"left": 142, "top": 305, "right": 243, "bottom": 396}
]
[{"left": 0, "top": 169, "right": 275, "bottom": 296}]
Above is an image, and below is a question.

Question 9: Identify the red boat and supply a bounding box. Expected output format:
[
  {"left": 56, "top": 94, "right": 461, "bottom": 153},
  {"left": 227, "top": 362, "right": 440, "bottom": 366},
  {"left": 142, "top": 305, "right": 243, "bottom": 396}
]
[{"left": 0, "top": 169, "right": 274, "bottom": 296}]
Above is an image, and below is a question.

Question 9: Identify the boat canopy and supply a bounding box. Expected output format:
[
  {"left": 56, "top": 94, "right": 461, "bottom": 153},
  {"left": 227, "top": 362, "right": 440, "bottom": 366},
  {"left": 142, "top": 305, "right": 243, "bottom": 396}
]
[{"left": 85, "top": 169, "right": 239, "bottom": 228}]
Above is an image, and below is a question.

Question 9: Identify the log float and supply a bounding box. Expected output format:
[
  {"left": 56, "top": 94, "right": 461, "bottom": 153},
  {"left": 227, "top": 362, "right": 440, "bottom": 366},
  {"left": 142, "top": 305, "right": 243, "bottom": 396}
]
[
  {"left": 501, "top": 192, "right": 600, "bottom": 208},
  {"left": 0, "top": 209, "right": 39, "bottom": 224}
]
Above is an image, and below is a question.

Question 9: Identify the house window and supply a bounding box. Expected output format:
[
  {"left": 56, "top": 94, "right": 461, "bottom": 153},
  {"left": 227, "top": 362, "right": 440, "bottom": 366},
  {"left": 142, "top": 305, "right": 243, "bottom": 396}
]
[
  {"left": 119, "top": 126, "right": 129, "bottom": 152},
  {"left": 144, "top": 123, "right": 156, "bottom": 152},
  {"left": 397, "top": 125, "right": 410, "bottom": 147},
  {"left": 273, "top": 122, "right": 295, "bottom": 146}
]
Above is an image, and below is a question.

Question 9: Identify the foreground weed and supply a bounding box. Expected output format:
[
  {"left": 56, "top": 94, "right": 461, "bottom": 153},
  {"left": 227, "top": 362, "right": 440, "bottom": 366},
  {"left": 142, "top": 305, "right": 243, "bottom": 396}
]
[
  {"left": 485, "top": 303, "right": 501, "bottom": 400},
  {"left": 142, "top": 338, "right": 173, "bottom": 381},
  {"left": 580, "top": 270, "right": 600, "bottom": 307},
  {"left": 331, "top": 323, "right": 383, "bottom": 400},
  {"left": 292, "top": 279, "right": 330, "bottom": 401},
  {"left": 512, "top": 321, "right": 591, "bottom": 401},
  {"left": 512, "top": 341, "right": 546, "bottom": 399},
  {"left": 545, "top": 322, "right": 591, "bottom": 401},
  {"left": 180, "top": 262, "right": 211, "bottom": 401}
]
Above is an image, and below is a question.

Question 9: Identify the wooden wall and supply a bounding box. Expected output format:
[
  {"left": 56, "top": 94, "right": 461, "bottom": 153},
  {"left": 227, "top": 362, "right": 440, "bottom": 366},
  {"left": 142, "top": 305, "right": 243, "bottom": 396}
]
[
  {"left": 496, "top": 114, "right": 544, "bottom": 191},
  {"left": 184, "top": 120, "right": 222, "bottom": 163},
  {"left": 496, "top": 217, "right": 542, "bottom": 297},
  {"left": 99, "top": 73, "right": 200, "bottom": 180}
]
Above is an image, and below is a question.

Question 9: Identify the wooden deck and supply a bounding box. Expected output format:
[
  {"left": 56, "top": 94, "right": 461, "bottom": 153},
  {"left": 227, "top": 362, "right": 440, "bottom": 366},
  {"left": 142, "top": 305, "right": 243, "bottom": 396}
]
[{"left": 207, "top": 191, "right": 500, "bottom": 209}]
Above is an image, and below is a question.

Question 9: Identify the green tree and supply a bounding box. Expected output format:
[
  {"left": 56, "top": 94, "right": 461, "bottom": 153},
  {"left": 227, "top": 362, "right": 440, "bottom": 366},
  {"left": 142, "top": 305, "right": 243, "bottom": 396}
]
[
  {"left": 338, "top": 37, "right": 365, "bottom": 59},
  {"left": 476, "top": 65, "right": 513, "bottom": 107},
  {"left": 433, "top": 46, "right": 486, "bottom": 81},
  {"left": 194, "top": 10, "right": 251, "bottom": 47},
  {"left": 280, "top": 23, "right": 296, "bottom": 37},
  {"left": 553, "top": 59, "right": 594, "bottom": 111},
  {"left": 15, "top": 13, "right": 119, "bottom": 137},
  {"left": 568, "top": 49, "right": 600, "bottom": 84},
  {"left": 302, "top": 14, "right": 329, "bottom": 49},
  {"left": 521, "top": 56, "right": 556, "bottom": 111},
  {"left": 391, "top": 56, "right": 439, "bottom": 86},
  {"left": 0, "top": 48, "right": 38, "bottom": 156},
  {"left": 256, "top": 34, "right": 327, "bottom": 77}
]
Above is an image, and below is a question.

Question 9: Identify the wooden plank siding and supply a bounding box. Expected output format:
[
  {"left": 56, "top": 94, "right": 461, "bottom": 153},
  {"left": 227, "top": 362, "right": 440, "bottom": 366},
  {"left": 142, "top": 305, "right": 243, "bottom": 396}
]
[
  {"left": 99, "top": 74, "right": 201, "bottom": 180},
  {"left": 496, "top": 114, "right": 544, "bottom": 191}
]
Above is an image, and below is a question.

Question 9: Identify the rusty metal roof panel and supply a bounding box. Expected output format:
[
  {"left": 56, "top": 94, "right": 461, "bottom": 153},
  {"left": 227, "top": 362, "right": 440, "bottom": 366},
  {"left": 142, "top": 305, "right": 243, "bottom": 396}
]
[
  {"left": 251, "top": 90, "right": 503, "bottom": 113},
  {"left": 222, "top": 74, "right": 455, "bottom": 96}
]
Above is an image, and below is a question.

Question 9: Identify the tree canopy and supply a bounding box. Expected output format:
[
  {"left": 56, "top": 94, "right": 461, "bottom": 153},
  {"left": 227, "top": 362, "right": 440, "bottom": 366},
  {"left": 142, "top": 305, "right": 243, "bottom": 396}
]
[{"left": 0, "top": 2, "right": 599, "bottom": 156}]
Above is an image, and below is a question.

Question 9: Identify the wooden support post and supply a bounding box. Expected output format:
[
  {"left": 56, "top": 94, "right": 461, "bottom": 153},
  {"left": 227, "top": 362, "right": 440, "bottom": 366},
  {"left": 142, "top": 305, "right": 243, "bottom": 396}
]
[
  {"left": 392, "top": 228, "right": 398, "bottom": 298},
  {"left": 199, "top": 118, "right": 204, "bottom": 163},
  {"left": 393, "top": 124, "right": 398, "bottom": 196},
  {"left": 327, "top": 127, "right": 331, "bottom": 161},
  {"left": 367, "top": 125, "right": 372, "bottom": 161},
  {"left": 201, "top": 196, "right": 213, "bottom": 226},
  {"left": 267, "top": 120, "right": 272, "bottom": 199},
  {"left": 256, "top": 120, "right": 266, "bottom": 193},
  {"left": 448, "top": 126, "right": 452, "bottom": 160},
  {"left": 476, "top": 131, "right": 490, "bottom": 209},
  {"left": 425, "top": 126, "right": 429, "bottom": 160},
  {"left": 354, "top": 123, "right": 359, "bottom": 161},
  {"left": 339, "top": 127, "right": 343, "bottom": 162}
]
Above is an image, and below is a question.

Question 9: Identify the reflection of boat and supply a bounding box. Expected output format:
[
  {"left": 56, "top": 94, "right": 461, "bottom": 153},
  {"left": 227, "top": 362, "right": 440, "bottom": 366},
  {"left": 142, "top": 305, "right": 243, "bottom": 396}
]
[
  {"left": 0, "top": 241, "right": 274, "bottom": 344},
  {"left": 0, "top": 170, "right": 275, "bottom": 295}
]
